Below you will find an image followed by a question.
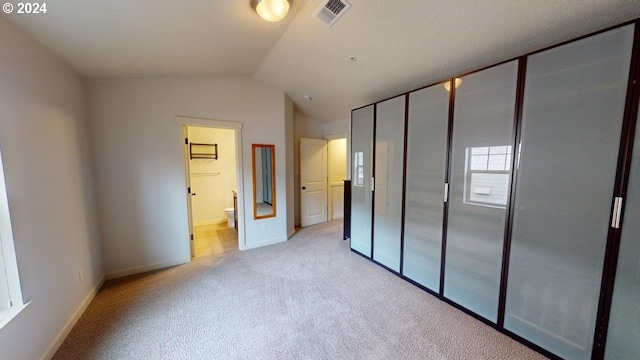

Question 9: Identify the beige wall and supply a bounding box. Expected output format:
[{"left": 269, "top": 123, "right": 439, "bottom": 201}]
[
  {"left": 0, "top": 17, "right": 103, "bottom": 360},
  {"left": 328, "top": 138, "right": 347, "bottom": 219},
  {"left": 89, "top": 76, "right": 290, "bottom": 276},
  {"left": 293, "top": 109, "right": 325, "bottom": 138},
  {"left": 325, "top": 117, "right": 350, "bottom": 181},
  {"left": 324, "top": 118, "right": 349, "bottom": 138},
  {"left": 328, "top": 138, "right": 347, "bottom": 183}
]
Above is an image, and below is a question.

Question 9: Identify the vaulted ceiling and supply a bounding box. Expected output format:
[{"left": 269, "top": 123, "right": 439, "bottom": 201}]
[{"left": 5, "top": 1, "right": 640, "bottom": 122}]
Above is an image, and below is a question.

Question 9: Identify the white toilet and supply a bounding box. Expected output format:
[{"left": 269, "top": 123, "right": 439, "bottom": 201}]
[{"left": 224, "top": 207, "right": 235, "bottom": 227}]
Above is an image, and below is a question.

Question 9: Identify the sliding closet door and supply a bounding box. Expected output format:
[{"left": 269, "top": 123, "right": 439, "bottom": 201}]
[
  {"left": 403, "top": 85, "right": 449, "bottom": 291},
  {"left": 605, "top": 104, "right": 640, "bottom": 359},
  {"left": 444, "top": 61, "right": 518, "bottom": 322},
  {"left": 373, "top": 95, "right": 406, "bottom": 272},
  {"left": 351, "top": 105, "right": 374, "bottom": 257},
  {"left": 504, "top": 25, "right": 635, "bottom": 360}
]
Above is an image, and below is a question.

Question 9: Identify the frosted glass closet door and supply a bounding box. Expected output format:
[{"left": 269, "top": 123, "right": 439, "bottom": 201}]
[
  {"left": 444, "top": 61, "right": 518, "bottom": 322},
  {"left": 504, "top": 25, "right": 634, "bottom": 360},
  {"left": 373, "top": 95, "right": 406, "bottom": 272},
  {"left": 605, "top": 105, "right": 640, "bottom": 359},
  {"left": 351, "top": 105, "right": 374, "bottom": 257},
  {"left": 403, "top": 85, "right": 449, "bottom": 291}
]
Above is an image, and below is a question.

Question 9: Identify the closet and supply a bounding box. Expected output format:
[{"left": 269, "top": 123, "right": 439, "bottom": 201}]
[
  {"left": 403, "top": 84, "right": 448, "bottom": 292},
  {"left": 349, "top": 20, "right": 639, "bottom": 360},
  {"left": 372, "top": 95, "right": 405, "bottom": 271},
  {"left": 605, "top": 103, "right": 640, "bottom": 360},
  {"left": 444, "top": 60, "right": 518, "bottom": 322},
  {"left": 504, "top": 25, "right": 633, "bottom": 360},
  {"left": 350, "top": 105, "right": 374, "bottom": 257}
]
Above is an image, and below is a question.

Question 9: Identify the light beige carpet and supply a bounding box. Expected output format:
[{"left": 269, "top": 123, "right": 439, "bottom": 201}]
[{"left": 53, "top": 220, "right": 546, "bottom": 360}]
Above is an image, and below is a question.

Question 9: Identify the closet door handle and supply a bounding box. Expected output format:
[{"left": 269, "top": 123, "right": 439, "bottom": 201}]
[
  {"left": 191, "top": 193, "right": 196, "bottom": 196},
  {"left": 611, "top": 197, "right": 623, "bottom": 229},
  {"left": 302, "top": 186, "right": 306, "bottom": 190}
]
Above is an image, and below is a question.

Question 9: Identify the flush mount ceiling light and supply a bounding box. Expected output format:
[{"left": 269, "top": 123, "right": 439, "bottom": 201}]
[
  {"left": 444, "top": 78, "right": 462, "bottom": 92},
  {"left": 252, "top": 0, "right": 290, "bottom": 22}
]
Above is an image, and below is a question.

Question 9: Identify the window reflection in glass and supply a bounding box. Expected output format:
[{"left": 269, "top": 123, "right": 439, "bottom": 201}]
[
  {"left": 354, "top": 151, "right": 364, "bottom": 187},
  {"left": 464, "top": 145, "right": 513, "bottom": 208}
]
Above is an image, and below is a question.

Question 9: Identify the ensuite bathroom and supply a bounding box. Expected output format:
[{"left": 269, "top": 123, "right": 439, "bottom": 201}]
[{"left": 187, "top": 126, "right": 238, "bottom": 257}]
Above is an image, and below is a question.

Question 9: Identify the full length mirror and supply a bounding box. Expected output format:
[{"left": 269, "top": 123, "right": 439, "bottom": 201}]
[{"left": 252, "top": 144, "right": 276, "bottom": 219}]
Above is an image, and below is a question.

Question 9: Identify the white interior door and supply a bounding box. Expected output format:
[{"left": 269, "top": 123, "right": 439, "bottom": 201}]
[
  {"left": 183, "top": 126, "right": 195, "bottom": 257},
  {"left": 300, "top": 138, "right": 328, "bottom": 227}
]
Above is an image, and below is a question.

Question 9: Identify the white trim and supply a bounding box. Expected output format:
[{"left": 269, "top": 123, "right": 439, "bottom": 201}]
[
  {"left": 176, "top": 116, "right": 243, "bottom": 129},
  {"left": 193, "top": 218, "right": 226, "bottom": 227},
  {"left": 40, "top": 275, "right": 105, "bottom": 360},
  {"left": 104, "top": 257, "right": 189, "bottom": 281},
  {"left": 244, "top": 236, "right": 286, "bottom": 250},
  {"left": 287, "top": 230, "right": 296, "bottom": 239},
  {"left": 181, "top": 125, "right": 195, "bottom": 257},
  {"left": 0, "top": 301, "right": 29, "bottom": 330}
]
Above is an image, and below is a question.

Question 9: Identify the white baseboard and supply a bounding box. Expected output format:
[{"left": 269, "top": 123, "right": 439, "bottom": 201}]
[
  {"left": 194, "top": 218, "right": 226, "bottom": 227},
  {"left": 331, "top": 214, "right": 344, "bottom": 220},
  {"left": 244, "top": 236, "right": 286, "bottom": 250},
  {"left": 104, "top": 256, "right": 190, "bottom": 281},
  {"left": 287, "top": 229, "right": 296, "bottom": 239},
  {"left": 40, "top": 275, "right": 105, "bottom": 360}
]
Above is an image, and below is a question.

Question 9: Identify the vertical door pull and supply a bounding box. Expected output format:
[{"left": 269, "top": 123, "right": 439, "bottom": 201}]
[
  {"left": 371, "top": 177, "right": 375, "bottom": 192},
  {"left": 444, "top": 183, "right": 449, "bottom": 203},
  {"left": 611, "top": 197, "right": 623, "bottom": 229},
  {"left": 611, "top": 198, "right": 619, "bottom": 228}
]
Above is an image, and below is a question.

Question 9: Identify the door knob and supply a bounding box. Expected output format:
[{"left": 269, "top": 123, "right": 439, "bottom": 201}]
[
  {"left": 191, "top": 193, "right": 196, "bottom": 196},
  {"left": 302, "top": 186, "right": 306, "bottom": 190}
]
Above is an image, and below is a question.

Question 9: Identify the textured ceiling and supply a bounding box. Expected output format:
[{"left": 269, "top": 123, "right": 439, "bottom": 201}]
[
  {"left": 256, "top": 0, "right": 640, "bottom": 121},
  {"left": 4, "top": 1, "right": 640, "bottom": 122},
  {"left": 3, "top": 0, "right": 304, "bottom": 77}
]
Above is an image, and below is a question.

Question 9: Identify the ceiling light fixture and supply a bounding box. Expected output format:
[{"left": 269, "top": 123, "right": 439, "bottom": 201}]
[
  {"left": 252, "top": 0, "right": 290, "bottom": 22},
  {"left": 444, "top": 78, "right": 462, "bottom": 92}
]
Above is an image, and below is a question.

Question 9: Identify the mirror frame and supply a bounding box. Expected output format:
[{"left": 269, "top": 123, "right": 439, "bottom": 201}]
[{"left": 252, "top": 144, "right": 276, "bottom": 220}]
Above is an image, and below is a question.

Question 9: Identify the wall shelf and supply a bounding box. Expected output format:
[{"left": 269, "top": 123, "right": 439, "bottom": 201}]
[{"left": 190, "top": 143, "right": 218, "bottom": 160}]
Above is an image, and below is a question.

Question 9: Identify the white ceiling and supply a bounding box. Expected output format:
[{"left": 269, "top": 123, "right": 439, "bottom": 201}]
[
  {"left": 5, "top": 1, "right": 640, "bottom": 122},
  {"left": 4, "top": 0, "right": 304, "bottom": 77}
]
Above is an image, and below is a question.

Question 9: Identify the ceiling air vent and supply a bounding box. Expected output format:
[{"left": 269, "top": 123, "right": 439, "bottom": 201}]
[{"left": 314, "top": 0, "right": 351, "bottom": 28}]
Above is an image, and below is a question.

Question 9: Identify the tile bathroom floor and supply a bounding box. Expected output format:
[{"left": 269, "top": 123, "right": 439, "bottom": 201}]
[{"left": 193, "top": 223, "right": 238, "bottom": 257}]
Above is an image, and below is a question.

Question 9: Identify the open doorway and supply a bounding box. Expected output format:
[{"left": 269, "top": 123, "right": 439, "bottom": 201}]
[
  {"left": 327, "top": 137, "right": 347, "bottom": 221},
  {"left": 178, "top": 117, "right": 244, "bottom": 258}
]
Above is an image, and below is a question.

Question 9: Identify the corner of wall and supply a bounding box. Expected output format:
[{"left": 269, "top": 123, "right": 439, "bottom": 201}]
[{"left": 285, "top": 95, "right": 295, "bottom": 237}]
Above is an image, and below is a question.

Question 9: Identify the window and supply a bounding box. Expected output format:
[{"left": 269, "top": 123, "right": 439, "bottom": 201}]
[
  {"left": 0, "top": 147, "right": 24, "bottom": 326},
  {"left": 354, "top": 151, "right": 364, "bottom": 187},
  {"left": 464, "top": 145, "right": 513, "bottom": 208}
]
